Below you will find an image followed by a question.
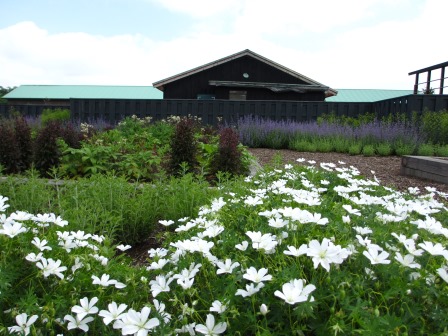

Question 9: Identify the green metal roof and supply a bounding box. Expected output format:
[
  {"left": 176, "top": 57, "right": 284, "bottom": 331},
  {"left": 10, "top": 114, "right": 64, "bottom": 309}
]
[
  {"left": 4, "top": 85, "right": 163, "bottom": 100},
  {"left": 325, "top": 89, "right": 413, "bottom": 102}
]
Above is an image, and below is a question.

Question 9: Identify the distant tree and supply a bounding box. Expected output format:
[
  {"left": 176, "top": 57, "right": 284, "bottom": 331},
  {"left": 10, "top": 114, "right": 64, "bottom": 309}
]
[
  {"left": 0, "top": 86, "right": 16, "bottom": 104},
  {"left": 0, "top": 86, "right": 16, "bottom": 97}
]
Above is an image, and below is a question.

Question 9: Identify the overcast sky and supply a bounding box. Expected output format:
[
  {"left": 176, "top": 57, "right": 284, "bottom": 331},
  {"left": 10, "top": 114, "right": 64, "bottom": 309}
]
[{"left": 1, "top": 0, "right": 446, "bottom": 91}]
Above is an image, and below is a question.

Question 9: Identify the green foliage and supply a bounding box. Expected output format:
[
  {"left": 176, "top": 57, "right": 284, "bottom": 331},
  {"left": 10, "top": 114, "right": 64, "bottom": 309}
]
[
  {"left": 348, "top": 143, "right": 362, "bottom": 155},
  {"left": 2, "top": 161, "right": 448, "bottom": 334},
  {"left": 361, "top": 144, "right": 375, "bottom": 156},
  {"left": 41, "top": 108, "right": 71, "bottom": 125},
  {"left": 375, "top": 142, "right": 393, "bottom": 156},
  {"left": 318, "top": 111, "right": 376, "bottom": 127},
  {"left": 289, "top": 139, "right": 317, "bottom": 152},
  {"left": 421, "top": 109, "right": 448, "bottom": 145},
  {"left": 315, "top": 138, "right": 334, "bottom": 153},
  {"left": 435, "top": 145, "right": 448, "bottom": 157},
  {"left": 394, "top": 141, "right": 416, "bottom": 156},
  {"left": 265, "top": 130, "right": 289, "bottom": 149},
  {"left": 417, "top": 143, "right": 435, "bottom": 156}
]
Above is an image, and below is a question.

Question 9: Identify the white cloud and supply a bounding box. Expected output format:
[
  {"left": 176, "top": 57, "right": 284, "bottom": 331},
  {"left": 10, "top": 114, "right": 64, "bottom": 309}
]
[{"left": 0, "top": 0, "right": 447, "bottom": 90}]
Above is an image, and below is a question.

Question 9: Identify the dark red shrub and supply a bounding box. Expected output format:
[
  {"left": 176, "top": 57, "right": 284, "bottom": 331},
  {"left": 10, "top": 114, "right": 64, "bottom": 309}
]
[
  {"left": 14, "top": 116, "right": 33, "bottom": 171},
  {"left": 211, "top": 127, "right": 244, "bottom": 176},
  {"left": 168, "top": 117, "right": 198, "bottom": 175},
  {"left": 0, "top": 120, "right": 21, "bottom": 174}
]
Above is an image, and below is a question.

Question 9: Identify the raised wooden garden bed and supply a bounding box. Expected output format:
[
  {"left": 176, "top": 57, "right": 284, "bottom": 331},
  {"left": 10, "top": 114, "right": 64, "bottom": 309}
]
[{"left": 401, "top": 156, "right": 448, "bottom": 185}]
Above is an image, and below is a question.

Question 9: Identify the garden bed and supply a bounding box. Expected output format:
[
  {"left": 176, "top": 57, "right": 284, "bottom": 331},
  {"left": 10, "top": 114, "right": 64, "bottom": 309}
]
[{"left": 401, "top": 155, "right": 448, "bottom": 185}]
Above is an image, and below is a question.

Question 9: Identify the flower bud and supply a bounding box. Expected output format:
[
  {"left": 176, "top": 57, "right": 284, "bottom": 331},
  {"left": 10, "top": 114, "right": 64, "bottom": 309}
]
[{"left": 260, "top": 304, "right": 269, "bottom": 316}]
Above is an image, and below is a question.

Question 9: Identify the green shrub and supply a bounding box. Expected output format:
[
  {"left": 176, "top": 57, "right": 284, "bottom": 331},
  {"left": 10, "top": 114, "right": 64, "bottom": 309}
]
[
  {"left": 315, "top": 138, "right": 334, "bottom": 153},
  {"left": 265, "top": 130, "right": 289, "bottom": 149},
  {"left": 362, "top": 144, "right": 375, "bottom": 156},
  {"left": 417, "top": 143, "right": 435, "bottom": 156},
  {"left": 421, "top": 109, "right": 448, "bottom": 144},
  {"left": 333, "top": 137, "right": 351, "bottom": 153},
  {"left": 376, "top": 142, "right": 393, "bottom": 156},
  {"left": 40, "top": 108, "right": 70, "bottom": 125},
  {"left": 394, "top": 142, "right": 415, "bottom": 156},
  {"left": 435, "top": 145, "right": 448, "bottom": 157},
  {"left": 290, "top": 139, "right": 317, "bottom": 152},
  {"left": 348, "top": 143, "right": 362, "bottom": 155}
]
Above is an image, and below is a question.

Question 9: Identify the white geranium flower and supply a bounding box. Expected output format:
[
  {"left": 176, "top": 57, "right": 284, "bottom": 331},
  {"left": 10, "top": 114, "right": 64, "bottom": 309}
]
[
  {"left": 195, "top": 314, "right": 227, "bottom": 335},
  {"left": 71, "top": 297, "right": 99, "bottom": 320},
  {"left": 8, "top": 313, "right": 38, "bottom": 335},
  {"left": 215, "top": 259, "right": 240, "bottom": 274},
  {"left": 98, "top": 302, "right": 128, "bottom": 325},
  {"left": 243, "top": 267, "right": 272, "bottom": 283},
  {"left": 274, "top": 279, "right": 316, "bottom": 304}
]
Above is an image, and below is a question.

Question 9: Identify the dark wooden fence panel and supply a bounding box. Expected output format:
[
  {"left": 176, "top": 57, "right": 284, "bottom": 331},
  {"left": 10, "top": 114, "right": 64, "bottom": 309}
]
[{"left": 2, "top": 95, "right": 448, "bottom": 125}]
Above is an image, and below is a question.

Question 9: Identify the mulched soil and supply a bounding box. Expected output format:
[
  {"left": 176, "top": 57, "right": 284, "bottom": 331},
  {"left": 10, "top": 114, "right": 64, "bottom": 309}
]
[{"left": 126, "top": 149, "right": 448, "bottom": 264}]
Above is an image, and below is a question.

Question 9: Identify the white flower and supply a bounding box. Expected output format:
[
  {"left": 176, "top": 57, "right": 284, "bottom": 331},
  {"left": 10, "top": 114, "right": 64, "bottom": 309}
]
[
  {"left": 284, "top": 244, "right": 308, "bottom": 257},
  {"left": 363, "top": 246, "right": 390, "bottom": 265},
  {"left": 353, "top": 226, "right": 373, "bottom": 235},
  {"left": 8, "top": 313, "right": 38, "bottom": 335},
  {"left": 342, "top": 204, "right": 361, "bottom": 216},
  {"left": 120, "top": 307, "right": 160, "bottom": 335},
  {"left": 71, "top": 297, "right": 99, "bottom": 320},
  {"left": 36, "top": 258, "right": 67, "bottom": 279},
  {"left": 31, "top": 237, "right": 52, "bottom": 251},
  {"left": 209, "top": 300, "right": 227, "bottom": 314},
  {"left": 25, "top": 252, "right": 43, "bottom": 263},
  {"left": 268, "top": 217, "right": 289, "bottom": 228},
  {"left": 274, "top": 279, "right": 316, "bottom": 304},
  {"left": 92, "top": 274, "right": 126, "bottom": 288},
  {"left": 195, "top": 314, "right": 227, "bottom": 335},
  {"left": 159, "top": 219, "right": 175, "bottom": 226},
  {"left": 418, "top": 241, "right": 448, "bottom": 258},
  {"left": 244, "top": 195, "right": 263, "bottom": 206},
  {"left": 215, "top": 259, "right": 240, "bottom": 274},
  {"left": 64, "top": 314, "right": 94, "bottom": 332},
  {"left": 116, "top": 244, "right": 132, "bottom": 251},
  {"left": 0, "top": 196, "right": 10, "bottom": 212},
  {"left": 243, "top": 267, "right": 272, "bottom": 283},
  {"left": 0, "top": 221, "right": 27, "bottom": 238},
  {"left": 235, "top": 241, "right": 249, "bottom": 251},
  {"left": 259, "top": 304, "right": 269, "bottom": 316},
  {"left": 147, "top": 259, "right": 169, "bottom": 271},
  {"left": 394, "top": 252, "right": 421, "bottom": 269},
  {"left": 150, "top": 275, "right": 174, "bottom": 297},
  {"left": 235, "top": 283, "right": 265, "bottom": 297},
  {"left": 98, "top": 302, "right": 128, "bottom": 325},
  {"left": 306, "top": 238, "right": 350, "bottom": 272},
  {"left": 437, "top": 267, "right": 448, "bottom": 283}
]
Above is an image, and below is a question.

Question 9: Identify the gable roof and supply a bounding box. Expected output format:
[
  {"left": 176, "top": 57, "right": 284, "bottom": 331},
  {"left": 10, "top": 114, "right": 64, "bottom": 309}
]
[
  {"left": 4, "top": 85, "right": 163, "bottom": 100},
  {"left": 325, "top": 89, "right": 413, "bottom": 102},
  {"left": 153, "top": 49, "right": 337, "bottom": 96}
]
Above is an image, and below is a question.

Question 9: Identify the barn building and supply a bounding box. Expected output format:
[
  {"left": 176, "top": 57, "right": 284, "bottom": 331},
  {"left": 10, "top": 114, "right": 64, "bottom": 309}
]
[{"left": 153, "top": 49, "right": 337, "bottom": 101}]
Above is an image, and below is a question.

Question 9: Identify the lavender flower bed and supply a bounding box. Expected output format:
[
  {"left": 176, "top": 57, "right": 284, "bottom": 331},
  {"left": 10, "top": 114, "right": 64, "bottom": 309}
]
[{"left": 235, "top": 115, "right": 424, "bottom": 150}]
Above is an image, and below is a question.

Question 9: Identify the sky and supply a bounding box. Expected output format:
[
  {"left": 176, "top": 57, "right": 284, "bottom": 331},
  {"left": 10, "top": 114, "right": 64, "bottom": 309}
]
[{"left": 1, "top": 0, "right": 447, "bottom": 91}]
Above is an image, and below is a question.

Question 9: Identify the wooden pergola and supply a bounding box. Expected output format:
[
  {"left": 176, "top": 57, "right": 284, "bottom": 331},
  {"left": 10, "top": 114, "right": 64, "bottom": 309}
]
[{"left": 409, "top": 61, "right": 448, "bottom": 94}]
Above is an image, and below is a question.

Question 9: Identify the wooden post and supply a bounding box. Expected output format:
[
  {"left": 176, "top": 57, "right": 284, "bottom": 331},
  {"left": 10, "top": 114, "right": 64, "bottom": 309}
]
[
  {"left": 440, "top": 66, "right": 445, "bottom": 95},
  {"left": 426, "top": 70, "right": 431, "bottom": 94},
  {"left": 414, "top": 73, "right": 419, "bottom": 94}
]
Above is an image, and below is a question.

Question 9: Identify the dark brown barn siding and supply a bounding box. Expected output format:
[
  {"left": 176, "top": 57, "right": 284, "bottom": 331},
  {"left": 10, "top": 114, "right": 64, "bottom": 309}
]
[{"left": 163, "top": 55, "right": 325, "bottom": 101}]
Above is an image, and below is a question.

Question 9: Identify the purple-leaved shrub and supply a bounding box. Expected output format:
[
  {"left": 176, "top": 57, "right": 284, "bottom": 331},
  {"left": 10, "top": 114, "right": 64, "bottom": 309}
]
[
  {"left": 168, "top": 117, "right": 198, "bottom": 175},
  {"left": 211, "top": 127, "right": 244, "bottom": 176},
  {"left": 0, "top": 119, "right": 20, "bottom": 174}
]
